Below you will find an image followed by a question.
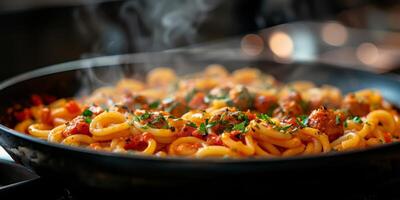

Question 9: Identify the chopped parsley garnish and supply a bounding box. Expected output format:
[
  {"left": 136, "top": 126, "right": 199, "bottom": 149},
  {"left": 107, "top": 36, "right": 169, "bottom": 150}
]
[
  {"left": 198, "top": 122, "right": 208, "bottom": 136},
  {"left": 232, "top": 121, "right": 248, "bottom": 133},
  {"left": 352, "top": 116, "right": 362, "bottom": 124},
  {"left": 299, "top": 100, "right": 309, "bottom": 112},
  {"left": 141, "top": 112, "right": 151, "bottom": 120},
  {"left": 266, "top": 103, "right": 278, "bottom": 116},
  {"left": 257, "top": 113, "right": 276, "bottom": 125},
  {"left": 206, "top": 121, "right": 218, "bottom": 129},
  {"left": 197, "top": 119, "right": 219, "bottom": 136},
  {"left": 237, "top": 112, "right": 249, "bottom": 122},
  {"left": 186, "top": 121, "right": 198, "bottom": 128},
  {"left": 165, "top": 102, "right": 181, "bottom": 113},
  {"left": 149, "top": 101, "right": 160, "bottom": 109},
  {"left": 204, "top": 93, "right": 233, "bottom": 106},
  {"left": 296, "top": 115, "right": 309, "bottom": 128},
  {"left": 276, "top": 124, "right": 292, "bottom": 132},
  {"left": 344, "top": 120, "right": 348, "bottom": 128},
  {"left": 335, "top": 115, "right": 340, "bottom": 125},
  {"left": 185, "top": 89, "right": 198, "bottom": 102},
  {"left": 82, "top": 109, "right": 93, "bottom": 124},
  {"left": 82, "top": 109, "right": 93, "bottom": 117},
  {"left": 84, "top": 117, "right": 92, "bottom": 123},
  {"left": 141, "top": 124, "right": 149, "bottom": 129},
  {"left": 133, "top": 115, "right": 140, "bottom": 122},
  {"left": 151, "top": 114, "right": 165, "bottom": 124}
]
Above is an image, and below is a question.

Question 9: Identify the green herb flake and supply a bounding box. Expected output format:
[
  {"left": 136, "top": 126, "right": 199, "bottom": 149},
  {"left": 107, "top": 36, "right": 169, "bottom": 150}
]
[
  {"left": 344, "top": 120, "right": 348, "bottom": 128},
  {"left": 186, "top": 121, "right": 198, "bottom": 128},
  {"left": 257, "top": 113, "right": 276, "bottom": 125},
  {"left": 141, "top": 124, "right": 149, "bottom": 130},
  {"left": 198, "top": 123, "right": 208, "bottom": 136},
  {"left": 232, "top": 121, "right": 248, "bottom": 133},
  {"left": 149, "top": 101, "right": 160, "bottom": 109},
  {"left": 84, "top": 117, "right": 92, "bottom": 123},
  {"left": 132, "top": 115, "right": 140, "bottom": 122},
  {"left": 335, "top": 115, "right": 340, "bottom": 125},
  {"left": 237, "top": 112, "right": 249, "bottom": 122},
  {"left": 352, "top": 116, "right": 362, "bottom": 124},
  {"left": 296, "top": 115, "right": 309, "bottom": 128},
  {"left": 82, "top": 109, "right": 93, "bottom": 117},
  {"left": 185, "top": 89, "right": 198, "bottom": 102},
  {"left": 299, "top": 100, "right": 309, "bottom": 112},
  {"left": 141, "top": 112, "right": 151, "bottom": 120},
  {"left": 165, "top": 102, "right": 181, "bottom": 113},
  {"left": 277, "top": 124, "right": 292, "bottom": 132},
  {"left": 151, "top": 115, "right": 165, "bottom": 124},
  {"left": 206, "top": 121, "right": 218, "bottom": 129}
]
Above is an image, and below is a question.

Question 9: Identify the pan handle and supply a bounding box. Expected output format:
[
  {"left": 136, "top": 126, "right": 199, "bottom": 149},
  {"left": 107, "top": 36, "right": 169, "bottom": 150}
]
[{"left": 0, "top": 145, "right": 14, "bottom": 162}]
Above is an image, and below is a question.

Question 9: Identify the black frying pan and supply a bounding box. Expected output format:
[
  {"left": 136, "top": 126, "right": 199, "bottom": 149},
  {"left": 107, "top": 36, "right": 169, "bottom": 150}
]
[{"left": 1, "top": 51, "right": 400, "bottom": 194}]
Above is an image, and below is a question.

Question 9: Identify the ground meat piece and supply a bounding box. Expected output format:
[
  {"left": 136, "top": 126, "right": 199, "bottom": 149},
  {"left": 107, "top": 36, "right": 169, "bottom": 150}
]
[
  {"left": 229, "top": 85, "right": 253, "bottom": 111},
  {"left": 188, "top": 92, "right": 208, "bottom": 110},
  {"left": 342, "top": 93, "right": 370, "bottom": 117},
  {"left": 122, "top": 94, "right": 148, "bottom": 110},
  {"left": 162, "top": 97, "right": 188, "bottom": 117},
  {"left": 254, "top": 94, "right": 277, "bottom": 114},
  {"left": 276, "top": 91, "right": 304, "bottom": 117},
  {"left": 307, "top": 107, "right": 345, "bottom": 141},
  {"left": 124, "top": 132, "right": 154, "bottom": 151}
]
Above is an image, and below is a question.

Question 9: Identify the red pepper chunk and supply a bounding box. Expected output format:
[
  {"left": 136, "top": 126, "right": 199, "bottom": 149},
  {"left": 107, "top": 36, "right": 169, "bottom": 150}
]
[
  {"left": 42, "top": 94, "right": 57, "bottom": 104},
  {"left": 176, "top": 125, "right": 197, "bottom": 137},
  {"left": 124, "top": 132, "right": 153, "bottom": 151},
  {"left": 31, "top": 94, "right": 43, "bottom": 106},
  {"left": 383, "top": 132, "right": 392, "bottom": 143},
  {"left": 65, "top": 101, "right": 81, "bottom": 114},
  {"left": 62, "top": 116, "right": 91, "bottom": 137},
  {"left": 40, "top": 107, "right": 52, "bottom": 125},
  {"left": 14, "top": 108, "right": 32, "bottom": 121},
  {"left": 206, "top": 133, "right": 222, "bottom": 145},
  {"left": 188, "top": 92, "right": 208, "bottom": 110}
]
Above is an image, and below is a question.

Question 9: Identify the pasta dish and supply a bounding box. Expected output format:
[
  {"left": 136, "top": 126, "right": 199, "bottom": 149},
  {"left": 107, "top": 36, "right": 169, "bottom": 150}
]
[{"left": 11, "top": 65, "right": 400, "bottom": 158}]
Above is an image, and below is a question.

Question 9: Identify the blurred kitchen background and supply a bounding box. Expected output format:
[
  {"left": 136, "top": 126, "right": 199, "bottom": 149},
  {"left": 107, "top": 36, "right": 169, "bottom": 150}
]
[{"left": 1, "top": 0, "right": 400, "bottom": 80}]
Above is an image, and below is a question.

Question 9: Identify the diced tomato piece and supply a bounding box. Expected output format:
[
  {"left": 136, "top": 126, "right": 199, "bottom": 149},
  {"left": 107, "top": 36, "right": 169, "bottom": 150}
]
[
  {"left": 65, "top": 101, "right": 81, "bottom": 114},
  {"left": 206, "top": 133, "right": 222, "bottom": 145},
  {"left": 230, "top": 130, "right": 242, "bottom": 138},
  {"left": 124, "top": 133, "right": 150, "bottom": 151},
  {"left": 40, "top": 107, "right": 52, "bottom": 124},
  {"left": 176, "top": 125, "right": 196, "bottom": 137},
  {"left": 283, "top": 117, "right": 298, "bottom": 127},
  {"left": 62, "top": 116, "right": 91, "bottom": 137},
  {"left": 254, "top": 94, "right": 277, "bottom": 114},
  {"left": 191, "top": 130, "right": 204, "bottom": 139},
  {"left": 14, "top": 108, "right": 31, "bottom": 121},
  {"left": 42, "top": 95, "right": 57, "bottom": 104},
  {"left": 245, "top": 111, "right": 256, "bottom": 121},
  {"left": 30, "top": 94, "right": 43, "bottom": 106},
  {"left": 383, "top": 132, "right": 392, "bottom": 143},
  {"left": 188, "top": 92, "right": 208, "bottom": 110}
]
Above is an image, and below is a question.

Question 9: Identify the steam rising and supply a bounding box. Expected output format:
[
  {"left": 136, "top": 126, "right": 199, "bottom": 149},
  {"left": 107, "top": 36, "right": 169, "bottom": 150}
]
[
  {"left": 72, "top": 0, "right": 222, "bottom": 94},
  {"left": 75, "top": 0, "right": 222, "bottom": 56},
  {"left": 122, "top": 0, "right": 222, "bottom": 50}
]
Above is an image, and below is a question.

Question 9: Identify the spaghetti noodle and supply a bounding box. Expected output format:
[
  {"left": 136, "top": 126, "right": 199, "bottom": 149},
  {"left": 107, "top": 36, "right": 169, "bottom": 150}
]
[{"left": 11, "top": 65, "right": 400, "bottom": 158}]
